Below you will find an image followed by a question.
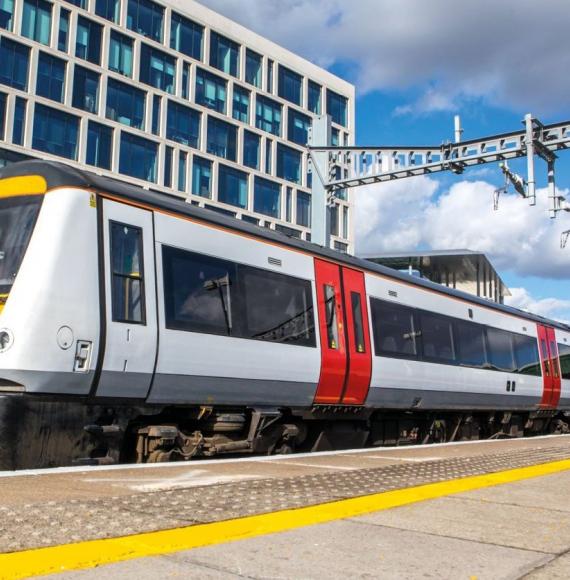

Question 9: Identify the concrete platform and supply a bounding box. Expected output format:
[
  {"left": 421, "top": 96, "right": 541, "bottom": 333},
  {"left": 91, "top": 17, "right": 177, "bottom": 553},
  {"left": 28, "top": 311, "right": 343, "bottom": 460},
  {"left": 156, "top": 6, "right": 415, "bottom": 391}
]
[{"left": 1, "top": 436, "right": 570, "bottom": 579}]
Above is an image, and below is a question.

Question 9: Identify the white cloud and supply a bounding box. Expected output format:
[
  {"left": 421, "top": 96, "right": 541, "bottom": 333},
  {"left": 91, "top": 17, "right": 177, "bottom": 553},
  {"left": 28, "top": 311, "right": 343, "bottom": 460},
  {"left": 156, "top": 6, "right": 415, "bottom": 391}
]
[
  {"left": 506, "top": 288, "right": 570, "bottom": 325},
  {"left": 355, "top": 178, "right": 570, "bottom": 280},
  {"left": 197, "top": 0, "right": 570, "bottom": 114}
]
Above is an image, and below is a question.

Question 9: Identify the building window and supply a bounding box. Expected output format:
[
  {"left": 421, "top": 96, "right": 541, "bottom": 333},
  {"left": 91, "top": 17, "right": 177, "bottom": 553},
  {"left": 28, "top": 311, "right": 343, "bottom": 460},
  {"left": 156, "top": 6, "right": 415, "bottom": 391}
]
[
  {"left": 76, "top": 16, "right": 102, "bottom": 65},
  {"left": 170, "top": 12, "right": 202, "bottom": 61},
  {"left": 255, "top": 95, "right": 281, "bottom": 136},
  {"left": 65, "top": 0, "right": 87, "bottom": 8},
  {"left": 0, "top": 38, "right": 29, "bottom": 91},
  {"left": 58, "top": 8, "right": 69, "bottom": 51},
  {"left": 166, "top": 100, "right": 200, "bottom": 148},
  {"left": 95, "top": 0, "right": 120, "bottom": 23},
  {"left": 151, "top": 94, "right": 160, "bottom": 135},
  {"left": 277, "top": 144, "right": 301, "bottom": 184},
  {"left": 32, "top": 103, "right": 79, "bottom": 160},
  {"left": 329, "top": 204, "right": 339, "bottom": 236},
  {"left": 191, "top": 155, "right": 211, "bottom": 198},
  {"left": 308, "top": 81, "right": 321, "bottom": 115},
  {"left": 36, "top": 52, "right": 66, "bottom": 103},
  {"left": 288, "top": 109, "right": 311, "bottom": 146},
  {"left": 139, "top": 44, "right": 175, "bottom": 94},
  {"left": 243, "top": 130, "right": 259, "bottom": 169},
  {"left": 181, "top": 62, "right": 190, "bottom": 99},
  {"left": 296, "top": 191, "right": 310, "bottom": 227},
  {"left": 342, "top": 205, "right": 349, "bottom": 239},
  {"left": 12, "top": 97, "right": 26, "bottom": 145},
  {"left": 106, "top": 78, "right": 145, "bottom": 129},
  {"left": 209, "top": 31, "right": 239, "bottom": 77},
  {"left": 109, "top": 30, "right": 133, "bottom": 77},
  {"left": 72, "top": 65, "right": 99, "bottom": 113},
  {"left": 164, "top": 145, "right": 172, "bottom": 187},
  {"left": 110, "top": 222, "right": 145, "bottom": 324},
  {"left": 245, "top": 49, "right": 261, "bottom": 88},
  {"left": 21, "top": 0, "right": 51, "bottom": 45},
  {"left": 327, "top": 89, "right": 348, "bottom": 127},
  {"left": 265, "top": 138, "right": 272, "bottom": 174},
  {"left": 195, "top": 68, "right": 226, "bottom": 114},
  {"left": 285, "top": 187, "right": 292, "bottom": 222},
  {"left": 0, "top": 92, "right": 6, "bottom": 140},
  {"left": 266, "top": 59, "right": 273, "bottom": 93},
  {"left": 207, "top": 117, "right": 237, "bottom": 161},
  {"left": 178, "top": 150, "right": 187, "bottom": 191},
  {"left": 254, "top": 176, "right": 280, "bottom": 218},
  {"left": 86, "top": 121, "right": 112, "bottom": 169},
  {"left": 127, "top": 0, "right": 163, "bottom": 42},
  {"left": 119, "top": 131, "right": 157, "bottom": 182},
  {"left": 232, "top": 85, "right": 249, "bottom": 123},
  {"left": 0, "top": 0, "right": 14, "bottom": 31},
  {"left": 218, "top": 164, "right": 247, "bottom": 208},
  {"left": 278, "top": 65, "right": 302, "bottom": 106}
]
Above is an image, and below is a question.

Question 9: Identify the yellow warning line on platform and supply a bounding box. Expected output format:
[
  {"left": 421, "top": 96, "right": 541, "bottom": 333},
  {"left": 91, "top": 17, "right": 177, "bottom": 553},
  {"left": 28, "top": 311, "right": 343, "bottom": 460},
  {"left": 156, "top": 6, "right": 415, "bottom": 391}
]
[{"left": 2, "top": 458, "right": 570, "bottom": 579}]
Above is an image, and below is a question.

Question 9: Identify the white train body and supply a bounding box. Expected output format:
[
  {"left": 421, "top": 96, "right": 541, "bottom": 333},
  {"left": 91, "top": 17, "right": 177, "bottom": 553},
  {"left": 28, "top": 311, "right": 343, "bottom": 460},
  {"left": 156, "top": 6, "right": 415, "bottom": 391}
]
[{"left": 0, "top": 161, "right": 568, "bottom": 469}]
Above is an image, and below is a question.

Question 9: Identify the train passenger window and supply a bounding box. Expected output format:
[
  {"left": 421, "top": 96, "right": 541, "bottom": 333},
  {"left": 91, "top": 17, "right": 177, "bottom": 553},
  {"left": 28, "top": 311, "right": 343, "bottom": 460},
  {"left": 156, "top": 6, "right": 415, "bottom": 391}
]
[
  {"left": 324, "top": 285, "right": 338, "bottom": 349},
  {"left": 485, "top": 327, "right": 515, "bottom": 372},
  {"left": 513, "top": 334, "right": 541, "bottom": 376},
  {"left": 240, "top": 266, "right": 315, "bottom": 347},
  {"left": 419, "top": 312, "right": 455, "bottom": 362},
  {"left": 162, "top": 246, "right": 236, "bottom": 336},
  {"left": 351, "top": 292, "right": 365, "bottom": 353},
  {"left": 558, "top": 343, "right": 570, "bottom": 380},
  {"left": 370, "top": 299, "right": 418, "bottom": 358},
  {"left": 110, "top": 222, "right": 145, "bottom": 324},
  {"left": 455, "top": 321, "right": 486, "bottom": 368}
]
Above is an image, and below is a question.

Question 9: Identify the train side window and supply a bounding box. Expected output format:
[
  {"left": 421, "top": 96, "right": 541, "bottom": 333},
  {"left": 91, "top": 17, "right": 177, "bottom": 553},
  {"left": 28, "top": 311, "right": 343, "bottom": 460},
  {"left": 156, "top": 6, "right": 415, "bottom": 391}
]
[
  {"left": 240, "top": 265, "right": 315, "bottom": 347},
  {"left": 370, "top": 298, "right": 418, "bottom": 358},
  {"left": 558, "top": 343, "right": 570, "bottom": 380},
  {"left": 110, "top": 222, "right": 145, "bottom": 324},
  {"left": 324, "top": 285, "right": 338, "bottom": 349},
  {"left": 351, "top": 292, "right": 365, "bottom": 353},
  {"left": 419, "top": 312, "right": 456, "bottom": 363},
  {"left": 162, "top": 246, "right": 237, "bottom": 336},
  {"left": 513, "top": 334, "right": 541, "bottom": 376},
  {"left": 455, "top": 320, "right": 487, "bottom": 368},
  {"left": 486, "top": 327, "right": 516, "bottom": 372}
]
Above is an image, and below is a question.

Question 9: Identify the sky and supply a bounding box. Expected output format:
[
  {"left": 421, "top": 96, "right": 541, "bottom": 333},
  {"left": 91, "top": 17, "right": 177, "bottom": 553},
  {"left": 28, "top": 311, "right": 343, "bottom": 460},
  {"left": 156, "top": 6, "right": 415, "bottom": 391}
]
[{"left": 198, "top": 0, "right": 570, "bottom": 324}]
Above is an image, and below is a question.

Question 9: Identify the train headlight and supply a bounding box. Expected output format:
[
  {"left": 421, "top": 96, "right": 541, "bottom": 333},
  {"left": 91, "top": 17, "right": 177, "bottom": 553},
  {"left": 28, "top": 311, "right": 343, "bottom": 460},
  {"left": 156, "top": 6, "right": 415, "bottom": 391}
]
[{"left": 0, "top": 329, "right": 13, "bottom": 352}]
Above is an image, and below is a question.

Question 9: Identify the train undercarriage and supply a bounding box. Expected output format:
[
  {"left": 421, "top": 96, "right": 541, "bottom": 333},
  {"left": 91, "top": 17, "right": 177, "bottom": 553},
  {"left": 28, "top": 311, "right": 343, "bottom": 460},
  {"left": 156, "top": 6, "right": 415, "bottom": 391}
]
[{"left": 1, "top": 394, "right": 569, "bottom": 471}]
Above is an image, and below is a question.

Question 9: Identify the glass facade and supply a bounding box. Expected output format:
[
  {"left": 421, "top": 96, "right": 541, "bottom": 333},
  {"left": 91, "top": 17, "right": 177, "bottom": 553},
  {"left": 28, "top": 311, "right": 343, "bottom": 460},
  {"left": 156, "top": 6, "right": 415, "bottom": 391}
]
[
  {"left": 33, "top": 103, "right": 79, "bottom": 160},
  {"left": 72, "top": 65, "right": 99, "bottom": 113},
  {"left": 36, "top": 52, "right": 66, "bottom": 102},
  {"left": 170, "top": 12, "right": 202, "bottom": 60},
  {"left": 0, "top": 0, "right": 353, "bottom": 249}
]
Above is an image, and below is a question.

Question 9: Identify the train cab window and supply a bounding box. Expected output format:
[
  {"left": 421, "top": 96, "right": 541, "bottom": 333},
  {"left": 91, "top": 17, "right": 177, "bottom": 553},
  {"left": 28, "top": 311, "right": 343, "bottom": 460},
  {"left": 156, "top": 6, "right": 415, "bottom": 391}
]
[
  {"left": 419, "top": 312, "right": 456, "bottom": 362},
  {"left": 324, "top": 285, "right": 339, "bottom": 349},
  {"left": 162, "top": 246, "right": 236, "bottom": 336},
  {"left": 351, "top": 292, "right": 365, "bottom": 353},
  {"left": 370, "top": 299, "right": 418, "bottom": 358},
  {"left": 240, "top": 266, "right": 315, "bottom": 347},
  {"left": 485, "top": 327, "right": 515, "bottom": 372},
  {"left": 558, "top": 343, "right": 570, "bottom": 380},
  {"left": 110, "top": 222, "right": 145, "bottom": 324},
  {"left": 455, "top": 320, "right": 486, "bottom": 368},
  {"left": 513, "top": 334, "right": 541, "bottom": 376}
]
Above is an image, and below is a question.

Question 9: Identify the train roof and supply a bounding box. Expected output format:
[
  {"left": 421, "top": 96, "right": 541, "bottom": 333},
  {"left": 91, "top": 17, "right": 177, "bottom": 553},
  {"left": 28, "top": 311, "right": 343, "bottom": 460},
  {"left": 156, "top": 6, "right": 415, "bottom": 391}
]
[{"left": 1, "top": 159, "right": 569, "bottom": 333}]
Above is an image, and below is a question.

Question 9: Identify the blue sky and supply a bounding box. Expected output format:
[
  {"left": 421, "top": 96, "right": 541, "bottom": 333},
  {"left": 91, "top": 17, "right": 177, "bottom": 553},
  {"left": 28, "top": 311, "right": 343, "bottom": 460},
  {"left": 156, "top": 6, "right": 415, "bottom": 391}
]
[{"left": 198, "top": 0, "right": 570, "bottom": 323}]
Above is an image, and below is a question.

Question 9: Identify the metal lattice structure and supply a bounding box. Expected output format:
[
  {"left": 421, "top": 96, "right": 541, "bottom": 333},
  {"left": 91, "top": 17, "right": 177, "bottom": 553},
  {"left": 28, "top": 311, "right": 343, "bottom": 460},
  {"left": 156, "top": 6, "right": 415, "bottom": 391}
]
[{"left": 308, "top": 114, "right": 570, "bottom": 249}]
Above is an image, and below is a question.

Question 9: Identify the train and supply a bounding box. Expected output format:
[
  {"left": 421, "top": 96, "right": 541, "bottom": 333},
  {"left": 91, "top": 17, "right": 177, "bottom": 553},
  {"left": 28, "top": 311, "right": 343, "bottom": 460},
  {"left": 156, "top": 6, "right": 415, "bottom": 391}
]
[{"left": 0, "top": 160, "right": 569, "bottom": 470}]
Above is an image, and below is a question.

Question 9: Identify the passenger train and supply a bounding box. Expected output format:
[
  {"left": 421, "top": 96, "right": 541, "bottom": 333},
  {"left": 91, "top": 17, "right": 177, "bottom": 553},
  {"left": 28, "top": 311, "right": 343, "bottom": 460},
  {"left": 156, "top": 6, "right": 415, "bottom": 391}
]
[{"left": 0, "top": 160, "right": 569, "bottom": 470}]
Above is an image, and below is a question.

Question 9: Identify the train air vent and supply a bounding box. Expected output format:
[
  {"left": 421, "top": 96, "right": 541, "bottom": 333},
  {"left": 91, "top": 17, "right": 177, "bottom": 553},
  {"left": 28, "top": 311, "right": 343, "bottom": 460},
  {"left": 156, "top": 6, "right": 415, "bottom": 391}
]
[{"left": 268, "top": 257, "right": 282, "bottom": 267}]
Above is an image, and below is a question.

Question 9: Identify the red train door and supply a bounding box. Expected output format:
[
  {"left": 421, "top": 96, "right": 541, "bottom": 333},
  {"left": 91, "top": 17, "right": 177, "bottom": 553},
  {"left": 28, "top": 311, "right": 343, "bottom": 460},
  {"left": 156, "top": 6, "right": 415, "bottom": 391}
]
[
  {"left": 538, "top": 325, "right": 562, "bottom": 408},
  {"left": 313, "top": 259, "right": 372, "bottom": 406}
]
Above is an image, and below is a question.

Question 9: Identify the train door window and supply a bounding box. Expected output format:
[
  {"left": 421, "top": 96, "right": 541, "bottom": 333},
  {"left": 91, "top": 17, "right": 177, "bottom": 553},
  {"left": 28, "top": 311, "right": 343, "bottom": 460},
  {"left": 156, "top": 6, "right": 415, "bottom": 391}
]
[
  {"left": 419, "top": 312, "right": 456, "bottom": 363},
  {"left": 513, "top": 334, "right": 541, "bottom": 376},
  {"left": 485, "top": 327, "right": 515, "bottom": 372},
  {"left": 324, "top": 285, "right": 338, "bottom": 349},
  {"left": 540, "top": 339, "right": 550, "bottom": 377},
  {"left": 550, "top": 340, "right": 560, "bottom": 379},
  {"left": 351, "top": 292, "right": 365, "bottom": 353},
  {"left": 370, "top": 298, "right": 418, "bottom": 358},
  {"left": 240, "top": 266, "right": 315, "bottom": 347},
  {"left": 110, "top": 222, "right": 145, "bottom": 324},
  {"left": 455, "top": 320, "right": 486, "bottom": 368},
  {"left": 558, "top": 343, "right": 570, "bottom": 380},
  {"left": 162, "top": 246, "right": 237, "bottom": 336}
]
